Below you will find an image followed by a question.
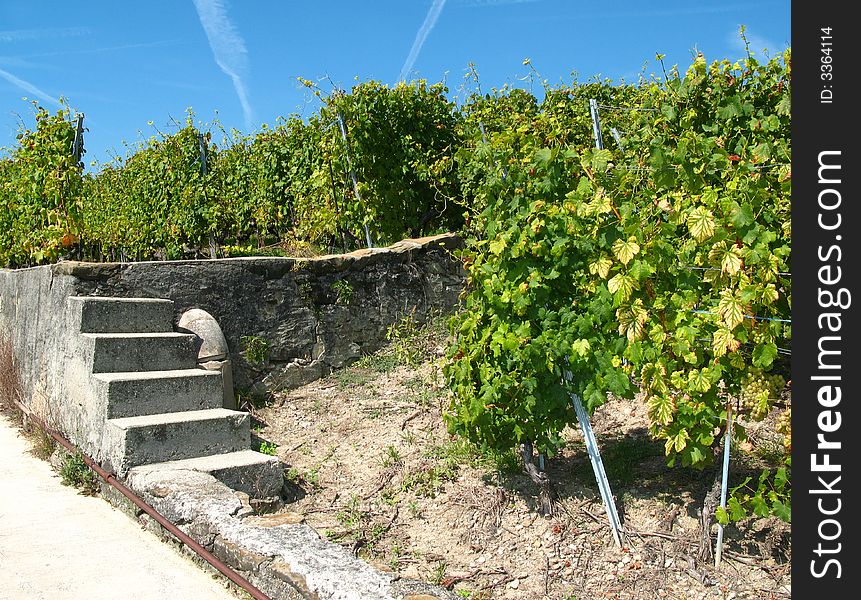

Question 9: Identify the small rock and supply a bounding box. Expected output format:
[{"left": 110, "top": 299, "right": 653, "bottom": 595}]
[{"left": 508, "top": 578, "right": 520, "bottom": 590}]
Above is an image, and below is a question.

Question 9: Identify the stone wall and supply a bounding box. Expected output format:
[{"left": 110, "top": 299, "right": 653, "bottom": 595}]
[{"left": 0, "top": 233, "right": 464, "bottom": 443}]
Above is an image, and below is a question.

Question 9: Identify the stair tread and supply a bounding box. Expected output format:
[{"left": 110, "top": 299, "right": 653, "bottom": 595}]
[
  {"left": 94, "top": 368, "right": 216, "bottom": 383},
  {"left": 82, "top": 332, "right": 196, "bottom": 339},
  {"left": 130, "top": 449, "right": 279, "bottom": 472},
  {"left": 71, "top": 296, "right": 174, "bottom": 304},
  {"left": 108, "top": 408, "right": 245, "bottom": 429}
]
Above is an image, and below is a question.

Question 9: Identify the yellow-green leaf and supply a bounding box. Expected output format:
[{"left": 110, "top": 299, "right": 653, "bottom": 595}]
[
  {"left": 588, "top": 256, "right": 613, "bottom": 279},
  {"left": 617, "top": 299, "right": 648, "bottom": 341},
  {"left": 647, "top": 394, "right": 674, "bottom": 426},
  {"left": 665, "top": 429, "right": 689, "bottom": 454},
  {"left": 688, "top": 369, "right": 712, "bottom": 393},
  {"left": 489, "top": 238, "right": 507, "bottom": 255},
  {"left": 612, "top": 236, "right": 640, "bottom": 265},
  {"left": 720, "top": 246, "right": 743, "bottom": 274},
  {"left": 607, "top": 273, "right": 636, "bottom": 302},
  {"left": 570, "top": 338, "right": 591, "bottom": 357},
  {"left": 712, "top": 326, "right": 740, "bottom": 357},
  {"left": 687, "top": 207, "right": 715, "bottom": 242},
  {"left": 718, "top": 289, "right": 745, "bottom": 329}
]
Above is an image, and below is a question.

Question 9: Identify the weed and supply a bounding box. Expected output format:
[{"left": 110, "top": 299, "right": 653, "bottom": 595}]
[
  {"left": 259, "top": 441, "right": 278, "bottom": 456},
  {"left": 401, "top": 462, "right": 458, "bottom": 498},
  {"left": 752, "top": 437, "right": 788, "bottom": 467},
  {"left": 386, "top": 312, "right": 425, "bottom": 367},
  {"left": 389, "top": 544, "right": 403, "bottom": 572},
  {"left": 403, "top": 375, "right": 437, "bottom": 406},
  {"left": 0, "top": 336, "right": 23, "bottom": 412},
  {"left": 336, "top": 494, "right": 364, "bottom": 530},
  {"left": 427, "top": 437, "right": 520, "bottom": 476},
  {"left": 60, "top": 452, "right": 98, "bottom": 494},
  {"left": 456, "top": 589, "right": 472, "bottom": 599},
  {"left": 407, "top": 500, "right": 424, "bottom": 519},
  {"left": 237, "top": 388, "right": 274, "bottom": 411},
  {"left": 381, "top": 445, "right": 403, "bottom": 468},
  {"left": 430, "top": 561, "right": 448, "bottom": 586},
  {"left": 334, "top": 367, "right": 376, "bottom": 389},
  {"left": 354, "top": 352, "right": 399, "bottom": 374},
  {"left": 285, "top": 466, "right": 302, "bottom": 483},
  {"left": 298, "top": 281, "right": 314, "bottom": 302},
  {"left": 380, "top": 487, "right": 399, "bottom": 507},
  {"left": 28, "top": 428, "right": 56, "bottom": 460},
  {"left": 240, "top": 335, "right": 270, "bottom": 366},
  {"left": 400, "top": 429, "right": 417, "bottom": 445},
  {"left": 284, "top": 461, "right": 322, "bottom": 490},
  {"left": 331, "top": 279, "right": 354, "bottom": 305}
]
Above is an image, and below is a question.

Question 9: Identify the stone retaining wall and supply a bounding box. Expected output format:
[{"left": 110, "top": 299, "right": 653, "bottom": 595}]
[
  {"left": 56, "top": 233, "right": 464, "bottom": 396},
  {"left": 0, "top": 233, "right": 464, "bottom": 427}
]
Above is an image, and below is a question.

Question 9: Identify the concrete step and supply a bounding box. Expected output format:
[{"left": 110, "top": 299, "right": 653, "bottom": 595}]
[
  {"left": 94, "top": 369, "right": 223, "bottom": 419},
  {"left": 104, "top": 408, "right": 250, "bottom": 473},
  {"left": 83, "top": 332, "right": 199, "bottom": 373},
  {"left": 70, "top": 296, "right": 175, "bottom": 334},
  {"left": 129, "top": 450, "right": 284, "bottom": 499}
]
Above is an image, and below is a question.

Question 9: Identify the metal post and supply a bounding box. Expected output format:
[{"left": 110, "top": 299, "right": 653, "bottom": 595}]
[
  {"left": 715, "top": 405, "right": 733, "bottom": 567},
  {"left": 198, "top": 133, "right": 208, "bottom": 177},
  {"left": 336, "top": 111, "right": 373, "bottom": 248},
  {"left": 71, "top": 114, "right": 85, "bottom": 163},
  {"left": 589, "top": 99, "right": 604, "bottom": 150},
  {"left": 565, "top": 370, "right": 623, "bottom": 547}
]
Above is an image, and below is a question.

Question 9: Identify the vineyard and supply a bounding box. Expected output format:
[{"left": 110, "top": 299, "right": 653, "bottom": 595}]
[{"left": 1, "top": 46, "right": 790, "bottom": 570}]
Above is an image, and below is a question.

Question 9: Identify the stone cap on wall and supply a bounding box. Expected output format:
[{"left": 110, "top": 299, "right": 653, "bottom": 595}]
[{"left": 47, "top": 233, "right": 463, "bottom": 279}]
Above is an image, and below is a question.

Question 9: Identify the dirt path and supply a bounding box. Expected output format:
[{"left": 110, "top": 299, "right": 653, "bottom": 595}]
[
  {"left": 0, "top": 414, "right": 238, "bottom": 600},
  {"left": 253, "top": 341, "right": 791, "bottom": 600}
]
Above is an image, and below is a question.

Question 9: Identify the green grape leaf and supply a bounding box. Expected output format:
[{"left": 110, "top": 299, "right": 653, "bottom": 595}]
[{"left": 752, "top": 342, "right": 778, "bottom": 368}]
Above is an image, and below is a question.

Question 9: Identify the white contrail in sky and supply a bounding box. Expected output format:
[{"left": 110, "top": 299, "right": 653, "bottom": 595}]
[
  {"left": 0, "top": 67, "right": 62, "bottom": 108},
  {"left": 0, "top": 27, "right": 90, "bottom": 43},
  {"left": 191, "top": 0, "right": 254, "bottom": 130},
  {"left": 398, "top": 0, "right": 447, "bottom": 82}
]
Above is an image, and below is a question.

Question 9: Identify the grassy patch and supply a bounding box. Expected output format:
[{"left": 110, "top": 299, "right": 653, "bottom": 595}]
[
  {"left": 401, "top": 462, "right": 458, "bottom": 498},
  {"left": 59, "top": 452, "right": 98, "bottom": 495},
  {"left": 354, "top": 352, "right": 400, "bottom": 374}
]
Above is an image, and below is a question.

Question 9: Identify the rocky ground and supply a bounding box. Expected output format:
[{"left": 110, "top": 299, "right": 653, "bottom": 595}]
[{"left": 252, "top": 322, "right": 791, "bottom": 600}]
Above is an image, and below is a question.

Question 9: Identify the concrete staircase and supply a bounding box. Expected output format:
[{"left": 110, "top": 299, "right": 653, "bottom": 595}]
[{"left": 70, "top": 296, "right": 283, "bottom": 499}]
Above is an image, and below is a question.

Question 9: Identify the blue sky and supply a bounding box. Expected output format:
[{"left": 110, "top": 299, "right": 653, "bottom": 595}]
[{"left": 1, "top": 0, "right": 790, "bottom": 166}]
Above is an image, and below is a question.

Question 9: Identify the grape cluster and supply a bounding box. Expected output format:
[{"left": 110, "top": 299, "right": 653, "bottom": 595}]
[
  {"left": 776, "top": 407, "right": 791, "bottom": 451},
  {"left": 740, "top": 369, "right": 786, "bottom": 421}
]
